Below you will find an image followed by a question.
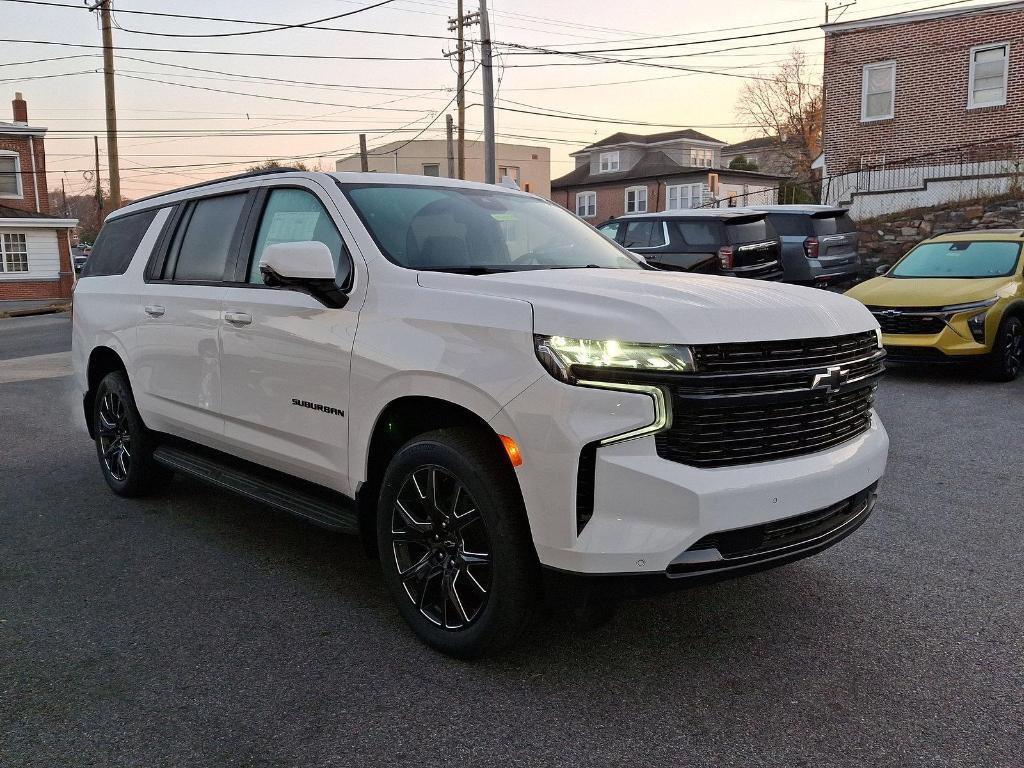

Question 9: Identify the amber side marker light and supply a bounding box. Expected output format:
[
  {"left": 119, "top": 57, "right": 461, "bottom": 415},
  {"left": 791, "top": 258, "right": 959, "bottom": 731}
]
[{"left": 499, "top": 435, "right": 523, "bottom": 467}]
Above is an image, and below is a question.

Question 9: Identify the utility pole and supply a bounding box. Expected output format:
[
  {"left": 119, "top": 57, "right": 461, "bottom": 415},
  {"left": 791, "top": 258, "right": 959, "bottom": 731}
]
[
  {"left": 479, "top": 0, "right": 496, "bottom": 184},
  {"left": 445, "top": 114, "right": 455, "bottom": 178},
  {"left": 89, "top": 0, "right": 120, "bottom": 213},
  {"left": 60, "top": 177, "right": 68, "bottom": 218},
  {"left": 358, "top": 133, "right": 369, "bottom": 172},
  {"left": 446, "top": 5, "right": 477, "bottom": 180},
  {"left": 93, "top": 135, "right": 103, "bottom": 221}
]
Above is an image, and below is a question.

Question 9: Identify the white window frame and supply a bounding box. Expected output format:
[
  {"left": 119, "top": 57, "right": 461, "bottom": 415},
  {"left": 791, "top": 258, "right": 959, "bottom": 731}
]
[
  {"left": 968, "top": 42, "right": 1010, "bottom": 110},
  {"left": 624, "top": 185, "right": 648, "bottom": 213},
  {"left": 598, "top": 151, "right": 620, "bottom": 173},
  {"left": 861, "top": 61, "right": 896, "bottom": 122},
  {"left": 689, "top": 148, "right": 714, "bottom": 168},
  {"left": 575, "top": 190, "right": 597, "bottom": 218},
  {"left": 0, "top": 150, "right": 23, "bottom": 199},
  {"left": 665, "top": 183, "right": 703, "bottom": 210},
  {"left": 0, "top": 232, "right": 29, "bottom": 273}
]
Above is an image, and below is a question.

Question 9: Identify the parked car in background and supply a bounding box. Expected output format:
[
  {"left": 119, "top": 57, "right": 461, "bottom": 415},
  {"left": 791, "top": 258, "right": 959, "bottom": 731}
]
[
  {"left": 72, "top": 248, "right": 89, "bottom": 273},
  {"left": 752, "top": 205, "right": 861, "bottom": 286},
  {"left": 845, "top": 230, "right": 1024, "bottom": 381},
  {"left": 597, "top": 209, "right": 783, "bottom": 280},
  {"left": 72, "top": 168, "right": 888, "bottom": 657}
]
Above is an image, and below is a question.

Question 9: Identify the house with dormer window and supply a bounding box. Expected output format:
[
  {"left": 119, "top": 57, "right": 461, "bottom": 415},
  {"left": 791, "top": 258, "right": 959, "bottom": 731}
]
[
  {"left": 551, "top": 129, "right": 784, "bottom": 222},
  {"left": 0, "top": 92, "right": 77, "bottom": 304}
]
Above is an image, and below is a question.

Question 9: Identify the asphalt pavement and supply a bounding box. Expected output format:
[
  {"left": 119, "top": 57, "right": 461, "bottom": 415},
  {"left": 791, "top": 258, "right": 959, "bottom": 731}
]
[
  {"left": 1, "top": 320, "right": 1022, "bottom": 767},
  {"left": 0, "top": 313, "right": 71, "bottom": 360}
]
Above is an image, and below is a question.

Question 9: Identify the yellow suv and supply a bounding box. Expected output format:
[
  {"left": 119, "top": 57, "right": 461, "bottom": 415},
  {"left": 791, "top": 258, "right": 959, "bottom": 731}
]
[{"left": 846, "top": 230, "right": 1024, "bottom": 381}]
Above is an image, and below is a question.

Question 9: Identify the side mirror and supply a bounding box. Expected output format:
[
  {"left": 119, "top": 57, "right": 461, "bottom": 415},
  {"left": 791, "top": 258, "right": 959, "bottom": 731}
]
[
  {"left": 259, "top": 241, "right": 349, "bottom": 308},
  {"left": 875, "top": 264, "right": 890, "bottom": 276}
]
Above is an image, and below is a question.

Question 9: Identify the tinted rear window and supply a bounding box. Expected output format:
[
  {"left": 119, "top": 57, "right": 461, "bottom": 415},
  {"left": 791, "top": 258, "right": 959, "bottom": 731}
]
[
  {"left": 622, "top": 220, "right": 666, "bottom": 248},
  {"left": 81, "top": 209, "right": 158, "bottom": 277},
  {"left": 163, "top": 193, "right": 247, "bottom": 281},
  {"left": 812, "top": 213, "right": 857, "bottom": 236},
  {"left": 766, "top": 214, "right": 811, "bottom": 237},
  {"left": 674, "top": 220, "right": 722, "bottom": 246},
  {"left": 725, "top": 219, "right": 771, "bottom": 244}
]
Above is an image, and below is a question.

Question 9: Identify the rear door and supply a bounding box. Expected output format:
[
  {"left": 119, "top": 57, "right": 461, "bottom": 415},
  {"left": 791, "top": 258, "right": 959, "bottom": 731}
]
[
  {"left": 663, "top": 219, "right": 721, "bottom": 272},
  {"left": 136, "top": 190, "right": 253, "bottom": 444},
  {"left": 811, "top": 210, "right": 859, "bottom": 263},
  {"left": 724, "top": 215, "right": 783, "bottom": 279},
  {"left": 218, "top": 180, "right": 364, "bottom": 493}
]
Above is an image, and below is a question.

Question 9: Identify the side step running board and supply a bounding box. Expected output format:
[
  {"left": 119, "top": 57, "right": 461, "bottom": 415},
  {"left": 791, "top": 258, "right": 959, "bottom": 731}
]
[{"left": 153, "top": 445, "right": 359, "bottom": 534}]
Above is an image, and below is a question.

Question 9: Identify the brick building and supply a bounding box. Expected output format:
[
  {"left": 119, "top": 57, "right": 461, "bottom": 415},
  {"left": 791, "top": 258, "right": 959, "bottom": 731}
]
[
  {"left": 551, "top": 130, "right": 783, "bottom": 222},
  {"left": 0, "top": 92, "right": 77, "bottom": 303},
  {"left": 819, "top": 1, "right": 1024, "bottom": 218}
]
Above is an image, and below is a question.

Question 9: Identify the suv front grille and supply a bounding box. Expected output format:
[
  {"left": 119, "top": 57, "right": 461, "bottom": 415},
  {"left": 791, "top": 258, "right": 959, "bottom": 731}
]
[
  {"left": 661, "top": 331, "right": 883, "bottom": 468},
  {"left": 866, "top": 307, "right": 945, "bottom": 335}
]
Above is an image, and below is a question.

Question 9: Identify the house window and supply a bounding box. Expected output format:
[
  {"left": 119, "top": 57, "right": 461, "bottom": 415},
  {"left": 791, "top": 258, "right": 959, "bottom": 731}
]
[
  {"left": 575, "top": 191, "right": 597, "bottom": 218},
  {"left": 689, "top": 148, "right": 714, "bottom": 168},
  {"left": 969, "top": 43, "right": 1009, "bottom": 109},
  {"left": 499, "top": 165, "right": 521, "bottom": 184},
  {"left": 666, "top": 183, "right": 703, "bottom": 210},
  {"left": 422, "top": 164, "right": 440, "bottom": 177},
  {"left": 0, "top": 152, "right": 22, "bottom": 198},
  {"left": 0, "top": 233, "right": 29, "bottom": 272},
  {"left": 861, "top": 61, "right": 896, "bottom": 121},
  {"left": 624, "top": 186, "right": 648, "bottom": 213},
  {"left": 598, "top": 151, "right": 620, "bottom": 173}
]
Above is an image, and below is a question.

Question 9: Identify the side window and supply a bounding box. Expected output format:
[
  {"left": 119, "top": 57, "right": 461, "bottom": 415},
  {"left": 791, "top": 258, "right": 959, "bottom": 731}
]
[
  {"left": 165, "top": 193, "right": 247, "bottom": 282},
  {"left": 82, "top": 209, "right": 159, "bottom": 277},
  {"left": 623, "top": 220, "right": 665, "bottom": 249},
  {"left": 675, "top": 221, "right": 721, "bottom": 248},
  {"left": 597, "top": 222, "right": 620, "bottom": 242},
  {"left": 248, "top": 188, "right": 346, "bottom": 285}
]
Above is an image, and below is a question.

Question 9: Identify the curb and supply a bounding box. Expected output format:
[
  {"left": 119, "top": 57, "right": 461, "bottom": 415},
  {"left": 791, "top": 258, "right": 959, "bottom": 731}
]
[{"left": 0, "top": 303, "right": 72, "bottom": 319}]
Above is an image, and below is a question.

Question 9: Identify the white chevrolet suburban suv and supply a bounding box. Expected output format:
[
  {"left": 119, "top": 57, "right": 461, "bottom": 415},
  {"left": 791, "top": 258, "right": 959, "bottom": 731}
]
[{"left": 72, "top": 169, "right": 889, "bottom": 657}]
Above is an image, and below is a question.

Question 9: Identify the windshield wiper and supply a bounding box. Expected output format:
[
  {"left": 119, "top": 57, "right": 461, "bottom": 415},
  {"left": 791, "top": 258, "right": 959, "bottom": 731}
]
[{"left": 417, "top": 266, "right": 514, "bottom": 275}]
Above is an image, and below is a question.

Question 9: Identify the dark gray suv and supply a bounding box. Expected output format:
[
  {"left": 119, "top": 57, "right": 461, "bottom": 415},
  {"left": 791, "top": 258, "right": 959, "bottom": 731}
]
[{"left": 753, "top": 206, "right": 861, "bottom": 286}]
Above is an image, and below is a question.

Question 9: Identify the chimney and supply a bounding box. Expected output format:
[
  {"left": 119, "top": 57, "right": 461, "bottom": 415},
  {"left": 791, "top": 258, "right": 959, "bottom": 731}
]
[{"left": 12, "top": 92, "right": 27, "bottom": 124}]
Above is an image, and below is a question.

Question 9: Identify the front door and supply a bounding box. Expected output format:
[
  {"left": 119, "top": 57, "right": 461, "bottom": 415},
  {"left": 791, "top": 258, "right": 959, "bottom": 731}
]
[{"left": 218, "top": 182, "right": 363, "bottom": 495}]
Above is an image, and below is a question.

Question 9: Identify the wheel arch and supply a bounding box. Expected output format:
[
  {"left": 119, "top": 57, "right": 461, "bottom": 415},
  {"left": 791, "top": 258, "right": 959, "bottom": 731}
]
[
  {"left": 354, "top": 395, "right": 525, "bottom": 557},
  {"left": 83, "top": 346, "right": 129, "bottom": 438}
]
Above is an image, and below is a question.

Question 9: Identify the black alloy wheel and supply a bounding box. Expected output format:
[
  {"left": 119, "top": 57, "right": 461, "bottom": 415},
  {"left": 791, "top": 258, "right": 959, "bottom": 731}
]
[
  {"left": 986, "top": 316, "right": 1023, "bottom": 382},
  {"left": 377, "top": 428, "right": 538, "bottom": 658},
  {"left": 391, "top": 465, "right": 492, "bottom": 630},
  {"left": 92, "top": 371, "right": 172, "bottom": 496},
  {"left": 97, "top": 389, "right": 132, "bottom": 482}
]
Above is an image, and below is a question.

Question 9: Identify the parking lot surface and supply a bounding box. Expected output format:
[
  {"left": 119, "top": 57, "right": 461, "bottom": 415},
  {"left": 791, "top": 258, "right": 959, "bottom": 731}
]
[{"left": 2, "top": 320, "right": 1022, "bottom": 767}]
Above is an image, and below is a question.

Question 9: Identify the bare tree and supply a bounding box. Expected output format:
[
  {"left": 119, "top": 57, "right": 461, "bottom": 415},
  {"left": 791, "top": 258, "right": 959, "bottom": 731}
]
[
  {"left": 245, "top": 159, "right": 313, "bottom": 173},
  {"left": 735, "top": 50, "right": 822, "bottom": 187}
]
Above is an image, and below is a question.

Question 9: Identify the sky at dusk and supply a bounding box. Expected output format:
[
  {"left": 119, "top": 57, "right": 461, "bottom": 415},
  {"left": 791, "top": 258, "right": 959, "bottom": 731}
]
[{"left": 0, "top": 0, "right": 1004, "bottom": 199}]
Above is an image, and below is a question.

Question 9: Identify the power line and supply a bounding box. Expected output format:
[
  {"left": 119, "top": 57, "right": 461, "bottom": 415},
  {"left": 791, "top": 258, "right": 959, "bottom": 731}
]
[{"left": 0, "top": 38, "right": 448, "bottom": 61}]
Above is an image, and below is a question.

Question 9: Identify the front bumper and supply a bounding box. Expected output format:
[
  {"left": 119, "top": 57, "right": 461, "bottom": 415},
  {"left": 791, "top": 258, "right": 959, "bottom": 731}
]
[
  {"left": 544, "top": 483, "right": 877, "bottom": 600},
  {"left": 491, "top": 374, "right": 889, "bottom": 576}
]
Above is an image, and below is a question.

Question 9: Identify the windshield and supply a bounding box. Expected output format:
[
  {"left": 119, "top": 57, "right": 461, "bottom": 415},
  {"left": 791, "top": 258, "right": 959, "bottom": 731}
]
[
  {"left": 341, "top": 183, "right": 642, "bottom": 273},
  {"left": 890, "top": 240, "right": 1022, "bottom": 279}
]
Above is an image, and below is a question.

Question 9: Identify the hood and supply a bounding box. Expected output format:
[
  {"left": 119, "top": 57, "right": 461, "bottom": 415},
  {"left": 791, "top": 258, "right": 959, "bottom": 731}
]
[
  {"left": 846, "top": 276, "right": 1017, "bottom": 308},
  {"left": 417, "top": 268, "right": 877, "bottom": 344}
]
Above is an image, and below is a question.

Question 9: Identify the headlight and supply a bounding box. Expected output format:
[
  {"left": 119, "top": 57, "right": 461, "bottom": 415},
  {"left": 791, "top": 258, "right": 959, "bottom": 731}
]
[
  {"left": 939, "top": 297, "right": 999, "bottom": 314},
  {"left": 535, "top": 335, "right": 695, "bottom": 383}
]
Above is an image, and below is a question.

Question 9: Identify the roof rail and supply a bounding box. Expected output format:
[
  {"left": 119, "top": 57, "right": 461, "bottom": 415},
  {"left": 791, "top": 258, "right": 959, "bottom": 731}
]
[{"left": 126, "top": 167, "right": 306, "bottom": 208}]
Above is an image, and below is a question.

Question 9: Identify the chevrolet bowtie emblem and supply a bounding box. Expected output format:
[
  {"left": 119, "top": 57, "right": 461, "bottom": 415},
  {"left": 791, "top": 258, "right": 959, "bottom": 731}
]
[
  {"left": 811, "top": 365, "right": 850, "bottom": 394},
  {"left": 880, "top": 309, "right": 900, "bottom": 318}
]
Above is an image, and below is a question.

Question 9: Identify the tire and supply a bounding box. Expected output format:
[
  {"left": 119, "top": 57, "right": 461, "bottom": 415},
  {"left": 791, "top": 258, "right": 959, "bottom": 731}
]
[
  {"left": 93, "top": 371, "right": 173, "bottom": 496},
  {"left": 376, "top": 428, "right": 539, "bottom": 658},
  {"left": 984, "top": 316, "right": 1023, "bottom": 382}
]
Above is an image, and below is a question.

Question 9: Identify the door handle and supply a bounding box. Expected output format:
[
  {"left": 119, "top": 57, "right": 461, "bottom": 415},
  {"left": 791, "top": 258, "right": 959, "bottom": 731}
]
[
  {"left": 224, "top": 311, "right": 253, "bottom": 326},
  {"left": 144, "top": 304, "right": 165, "bottom": 317}
]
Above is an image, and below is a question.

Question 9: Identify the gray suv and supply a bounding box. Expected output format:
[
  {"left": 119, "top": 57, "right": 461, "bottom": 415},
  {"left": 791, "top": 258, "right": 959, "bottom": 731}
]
[{"left": 753, "top": 206, "right": 861, "bottom": 286}]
